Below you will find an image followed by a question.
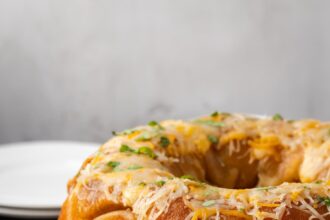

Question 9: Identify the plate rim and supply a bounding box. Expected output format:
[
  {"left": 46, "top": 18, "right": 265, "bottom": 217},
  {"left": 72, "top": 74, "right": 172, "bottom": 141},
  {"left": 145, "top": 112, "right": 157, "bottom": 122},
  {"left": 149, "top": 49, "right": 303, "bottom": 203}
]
[
  {"left": 0, "top": 205, "right": 60, "bottom": 218},
  {"left": 0, "top": 141, "right": 99, "bottom": 209}
]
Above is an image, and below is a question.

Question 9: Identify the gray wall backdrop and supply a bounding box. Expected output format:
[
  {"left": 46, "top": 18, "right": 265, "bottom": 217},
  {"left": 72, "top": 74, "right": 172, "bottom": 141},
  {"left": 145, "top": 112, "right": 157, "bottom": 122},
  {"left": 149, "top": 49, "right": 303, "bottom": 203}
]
[{"left": 0, "top": 1, "right": 330, "bottom": 144}]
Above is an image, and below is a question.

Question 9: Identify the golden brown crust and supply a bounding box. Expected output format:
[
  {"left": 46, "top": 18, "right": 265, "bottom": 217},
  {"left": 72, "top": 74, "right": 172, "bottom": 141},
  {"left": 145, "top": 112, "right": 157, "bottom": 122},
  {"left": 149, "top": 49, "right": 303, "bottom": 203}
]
[
  {"left": 66, "top": 156, "right": 94, "bottom": 193},
  {"left": 282, "top": 206, "right": 330, "bottom": 220},
  {"left": 94, "top": 210, "right": 135, "bottom": 220},
  {"left": 59, "top": 179, "right": 125, "bottom": 220},
  {"left": 157, "top": 198, "right": 191, "bottom": 220},
  {"left": 58, "top": 199, "right": 69, "bottom": 220}
]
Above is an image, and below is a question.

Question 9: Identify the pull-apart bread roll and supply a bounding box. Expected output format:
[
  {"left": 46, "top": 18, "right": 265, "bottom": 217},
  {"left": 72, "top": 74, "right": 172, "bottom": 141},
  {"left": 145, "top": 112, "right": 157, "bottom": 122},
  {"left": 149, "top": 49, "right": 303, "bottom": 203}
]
[{"left": 60, "top": 113, "right": 330, "bottom": 220}]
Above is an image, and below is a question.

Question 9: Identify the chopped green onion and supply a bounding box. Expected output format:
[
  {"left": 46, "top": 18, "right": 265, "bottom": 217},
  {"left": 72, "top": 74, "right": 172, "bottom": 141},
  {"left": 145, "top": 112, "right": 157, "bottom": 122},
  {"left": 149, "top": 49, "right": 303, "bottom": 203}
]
[
  {"left": 123, "top": 129, "right": 135, "bottom": 135},
  {"left": 272, "top": 113, "right": 283, "bottom": 121},
  {"left": 180, "top": 174, "right": 196, "bottom": 180},
  {"left": 159, "top": 136, "right": 170, "bottom": 148},
  {"left": 136, "top": 132, "right": 153, "bottom": 141},
  {"left": 315, "top": 180, "right": 323, "bottom": 184},
  {"left": 203, "top": 188, "right": 217, "bottom": 196},
  {"left": 148, "top": 120, "right": 164, "bottom": 130},
  {"left": 155, "top": 180, "right": 166, "bottom": 187},
  {"left": 139, "top": 182, "right": 146, "bottom": 186},
  {"left": 120, "top": 145, "right": 135, "bottom": 153},
  {"left": 317, "top": 196, "right": 330, "bottom": 207},
  {"left": 210, "top": 111, "right": 219, "bottom": 117},
  {"left": 303, "top": 185, "right": 311, "bottom": 190},
  {"left": 207, "top": 135, "right": 218, "bottom": 144},
  {"left": 148, "top": 121, "right": 158, "bottom": 126},
  {"left": 114, "top": 129, "right": 136, "bottom": 136},
  {"left": 127, "top": 165, "right": 143, "bottom": 170},
  {"left": 107, "top": 161, "right": 120, "bottom": 168},
  {"left": 137, "top": 146, "right": 156, "bottom": 159},
  {"left": 136, "top": 121, "right": 165, "bottom": 142},
  {"left": 202, "top": 200, "right": 216, "bottom": 207},
  {"left": 322, "top": 198, "right": 330, "bottom": 207},
  {"left": 120, "top": 145, "right": 156, "bottom": 159}
]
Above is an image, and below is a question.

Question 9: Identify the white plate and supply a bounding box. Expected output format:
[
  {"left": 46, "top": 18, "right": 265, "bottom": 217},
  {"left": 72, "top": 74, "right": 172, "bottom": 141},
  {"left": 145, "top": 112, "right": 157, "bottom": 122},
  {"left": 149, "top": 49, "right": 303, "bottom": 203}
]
[
  {"left": 0, "top": 206, "right": 60, "bottom": 218},
  {"left": 0, "top": 141, "right": 99, "bottom": 210}
]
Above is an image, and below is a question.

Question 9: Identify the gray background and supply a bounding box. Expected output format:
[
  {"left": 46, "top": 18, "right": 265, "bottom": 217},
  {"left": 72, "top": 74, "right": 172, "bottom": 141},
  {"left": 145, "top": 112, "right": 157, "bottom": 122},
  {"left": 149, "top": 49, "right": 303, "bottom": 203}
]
[{"left": 0, "top": 0, "right": 330, "bottom": 144}]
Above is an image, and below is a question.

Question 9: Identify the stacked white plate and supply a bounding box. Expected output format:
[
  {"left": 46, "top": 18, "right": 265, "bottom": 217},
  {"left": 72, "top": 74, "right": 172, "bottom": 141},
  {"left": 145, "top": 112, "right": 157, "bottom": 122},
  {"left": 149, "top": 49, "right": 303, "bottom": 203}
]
[{"left": 0, "top": 141, "right": 99, "bottom": 218}]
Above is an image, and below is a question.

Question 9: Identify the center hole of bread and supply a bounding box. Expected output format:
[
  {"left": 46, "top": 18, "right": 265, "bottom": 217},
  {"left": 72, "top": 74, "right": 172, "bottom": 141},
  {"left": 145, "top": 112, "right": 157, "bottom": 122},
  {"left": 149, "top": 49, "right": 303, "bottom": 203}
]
[{"left": 172, "top": 142, "right": 288, "bottom": 189}]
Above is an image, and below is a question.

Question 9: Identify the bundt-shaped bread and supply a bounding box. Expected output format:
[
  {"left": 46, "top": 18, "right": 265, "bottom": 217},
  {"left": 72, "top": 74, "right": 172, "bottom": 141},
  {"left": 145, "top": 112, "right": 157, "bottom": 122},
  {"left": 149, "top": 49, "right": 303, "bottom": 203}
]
[{"left": 59, "top": 113, "right": 330, "bottom": 220}]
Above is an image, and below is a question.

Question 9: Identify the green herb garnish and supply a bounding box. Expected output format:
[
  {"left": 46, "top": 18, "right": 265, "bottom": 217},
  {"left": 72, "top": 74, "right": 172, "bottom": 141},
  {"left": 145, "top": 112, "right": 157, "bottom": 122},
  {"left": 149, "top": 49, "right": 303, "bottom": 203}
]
[
  {"left": 155, "top": 180, "right": 166, "bottom": 187},
  {"left": 202, "top": 200, "right": 216, "bottom": 207},
  {"left": 323, "top": 198, "right": 330, "bottom": 207},
  {"left": 272, "top": 113, "right": 283, "bottom": 121},
  {"left": 317, "top": 196, "right": 330, "bottom": 207},
  {"left": 239, "top": 207, "right": 245, "bottom": 212},
  {"left": 107, "top": 161, "right": 120, "bottom": 168},
  {"left": 136, "top": 132, "right": 153, "bottom": 141},
  {"left": 136, "top": 121, "right": 164, "bottom": 142},
  {"left": 139, "top": 182, "right": 146, "bottom": 186},
  {"left": 210, "top": 111, "right": 219, "bottom": 117},
  {"left": 137, "top": 146, "right": 156, "bottom": 159},
  {"left": 159, "top": 136, "right": 170, "bottom": 148},
  {"left": 180, "top": 174, "right": 196, "bottom": 181},
  {"left": 120, "top": 144, "right": 136, "bottom": 153},
  {"left": 148, "top": 121, "right": 158, "bottom": 126},
  {"left": 203, "top": 188, "right": 217, "bottom": 196},
  {"left": 119, "top": 145, "right": 156, "bottom": 159},
  {"left": 113, "top": 129, "right": 136, "bottom": 136},
  {"left": 148, "top": 120, "right": 164, "bottom": 130},
  {"left": 315, "top": 180, "right": 323, "bottom": 184},
  {"left": 303, "top": 185, "right": 311, "bottom": 190},
  {"left": 208, "top": 135, "right": 218, "bottom": 144}
]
